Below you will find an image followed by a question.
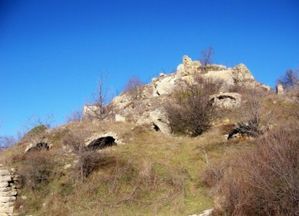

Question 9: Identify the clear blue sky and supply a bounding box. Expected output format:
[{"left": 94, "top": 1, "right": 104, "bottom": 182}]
[{"left": 1, "top": 0, "right": 299, "bottom": 136}]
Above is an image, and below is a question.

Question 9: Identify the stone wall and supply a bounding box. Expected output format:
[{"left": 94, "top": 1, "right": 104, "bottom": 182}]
[{"left": 0, "top": 166, "right": 19, "bottom": 216}]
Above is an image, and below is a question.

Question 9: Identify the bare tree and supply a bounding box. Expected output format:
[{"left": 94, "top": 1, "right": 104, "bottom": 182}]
[
  {"left": 0, "top": 136, "right": 17, "bottom": 149},
  {"left": 123, "top": 76, "right": 144, "bottom": 100},
  {"left": 278, "top": 69, "right": 299, "bottom": 89},
  {"left": 62, "top": 131, "right": 103, "bottom": 182},
  {"left": 200, "top": 47, "right": 214, "bottom": 72},
  {"left": 89, "top": 75, "right": 113, "bottom": 120},
  {"left": 67, "top": 111, "right": 83, "bottom": 123},
  {"left": 95, "top": 77, "right": 106, "bottom": 117}
]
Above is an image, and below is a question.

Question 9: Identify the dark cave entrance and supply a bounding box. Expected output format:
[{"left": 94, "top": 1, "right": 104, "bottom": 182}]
[
  {"left": 87, "top": 136, "right": 117, "bottom": 150},
  {"left": 27, "top": 142, "right": 49, "bottom": 152},
  {"left": 152, "top": 123, "right": 160, "bottom": 132}
]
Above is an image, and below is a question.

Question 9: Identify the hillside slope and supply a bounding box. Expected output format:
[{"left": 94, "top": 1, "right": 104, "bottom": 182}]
[{"left": 0, "top": 56, "right": 298, "bottom": 216}]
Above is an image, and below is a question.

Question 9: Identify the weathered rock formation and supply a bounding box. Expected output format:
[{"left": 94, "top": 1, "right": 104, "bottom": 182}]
[
  {"left": 83, "top": 105, "right": 101, "bottom": 119},
  {"left": 176, "top": 55, "right": 201, "bottom": 77},
  {"left": 83, "top": 55, "right": 269, "bottom": 134},
  {"left": 210, "top": 92, "right": 241, "bottom": 109},
  {"left": 0, "top": 167, "right": 20, "bottom": 216},
  {"left": 276, "top": 83, "right": 284, "bottom": 95}
]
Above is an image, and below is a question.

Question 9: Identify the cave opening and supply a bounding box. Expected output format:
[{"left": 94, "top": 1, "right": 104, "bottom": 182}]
[
  {"left": 87, "top": 136, "right": 117, "bottom": 150},
  {"left": 27, "top": 142, "right": 49, "bottom": 152},
  {"left": 152, "top": 123, "right": 160, "bottom": 132}
]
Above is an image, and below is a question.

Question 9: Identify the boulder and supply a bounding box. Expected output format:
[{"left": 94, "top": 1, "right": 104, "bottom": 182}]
[
  {"left": 203, "top": 69, "right": 235, "bottom": 88},
  {"left": 115, "top": 114, "right": 126, "bottom": 122},
  {"left": 210, "top": 92, "right": 241, "bottom": 109},
  {"left": 177, "top": 55, "right": 201, "bottom": 77},
  {"left": 189, "top": 208, "right": 213, "bottom": 216},
  {"left": 153, "top": 75, "right": 177, "bottom": 96},
  {"left": 83, "top": 104, "right": 101, "bottom": 119},
  {"left": 276, "top": 83, "right": 284, "bottom": 95},
  {"left": 203, "top": 64, "right": 255, "bottom": 89},
  {"left": 232, "top": 64, "right": 255, "bottom": 82},
  {"left": 137, "top": 109, "right": 171, "bottom": 134}
]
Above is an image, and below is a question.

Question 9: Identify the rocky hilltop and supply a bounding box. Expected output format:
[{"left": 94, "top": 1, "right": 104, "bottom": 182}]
[{"left": 84, "top": 55, "right": 269, "bottom": 133}]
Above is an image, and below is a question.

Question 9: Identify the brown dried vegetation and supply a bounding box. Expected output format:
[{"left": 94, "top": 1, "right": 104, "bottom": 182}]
[{"left": 166, "top": 78, "right": 221, "bottom": 136}]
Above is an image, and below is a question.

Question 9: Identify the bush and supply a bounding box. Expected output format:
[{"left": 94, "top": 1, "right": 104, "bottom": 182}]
[
  {"left": 67, "top": 111, "right": 82, "bottom": 123},
  {"left": 205, "top": 126, "right": 299, "bottom": 215},
  {"left": 19, "top": 151, "right": 55, "bottom": 190},
  {"left": 166, "top": 78, "right": 221, "bottom": 136},
  {"left": 227, "top": 88, "right": 268, "bottom": 139},
  {"left": 75, "top": 151, "right": 105, "bottom": 181},
  {"left": 62, "top": 131, "right": 108, "bottom": 182},
  {"left": 123, "top": 76, "right": 144, "bottom": 100}
]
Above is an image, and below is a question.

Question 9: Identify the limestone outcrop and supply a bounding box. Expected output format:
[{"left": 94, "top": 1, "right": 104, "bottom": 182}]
[
  {"left": 83, "top": 105, "right": 101, "bottom": 119},
  {"left": 83, "top": 55, "right": 268, "bottom": 134},
  {"left": 210, "top": 92, "right": 241, "bottom": 109},
  {"left": 276, "top": 83, "right": 284, "bottom": 95},
  {"left": 176, "top": 55, "right": 201, "bottom": 77},
  {"left": 0, "top": 166, "right": 20, "bottom": 216}
]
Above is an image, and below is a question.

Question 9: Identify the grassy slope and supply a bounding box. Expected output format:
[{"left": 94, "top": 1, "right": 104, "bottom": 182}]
[
  {"left": 1, "top": 92, "right": 297, "bottom": 216},
  {"left": 0, "top": 121, "right": 228, "bottom": 215}
]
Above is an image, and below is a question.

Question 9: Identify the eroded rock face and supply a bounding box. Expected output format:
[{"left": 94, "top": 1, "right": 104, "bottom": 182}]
[
  {"left": 0, "top": 167, "right": 20, "bottom": 216},
  {"left": 84, "top": 55, "right": 263, "bottom": 134},
  {"left": 83, "top": 105, "right": 100, "bottom": 119},
  {"left": 203, "top": 64, "right": 255, "bottom": 90},
  {"left": 153, "top": 75, "right": 177, "bottom": 96},
  {"left": 177, "top": 55, "right": 201, "bottom": 77},
  {"left": 210, "top": 92, "right": 241, "bottom": 109},
  {"left": 137, "top": 109, "right": 171, "bottom": 134}
]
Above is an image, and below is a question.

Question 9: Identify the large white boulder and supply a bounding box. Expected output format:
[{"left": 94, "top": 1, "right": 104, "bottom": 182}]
[{"left": 153, "top": 75, "right": 177, "bottom": 96}]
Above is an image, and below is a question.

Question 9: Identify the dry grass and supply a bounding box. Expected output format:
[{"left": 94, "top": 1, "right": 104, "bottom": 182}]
[
  {"left": 1, "top": 120, "right": 222, "bottom": 215},
  {"left": 4, "top": 86, "right": 299, "bottom": 215},
  {"left": 202, "top": 125, "right": 299, "bottom": 216}
]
